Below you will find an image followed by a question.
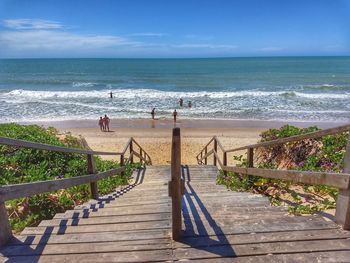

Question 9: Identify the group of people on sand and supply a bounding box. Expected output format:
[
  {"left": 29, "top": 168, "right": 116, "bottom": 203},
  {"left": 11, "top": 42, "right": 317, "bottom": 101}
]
[{"left": 98, "top": 114, "right": 110, "bottom": 132}]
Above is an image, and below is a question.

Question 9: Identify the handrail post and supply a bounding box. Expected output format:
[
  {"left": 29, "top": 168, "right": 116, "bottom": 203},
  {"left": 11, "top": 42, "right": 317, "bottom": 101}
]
[
  {"left": 120, "top": 154, "right": 125, "bottom": 177},
  {"left": 223, "top": 151, "right": 228, "bottom": 176},
  {"left": 0, "top": 201, "right": 12, "bottom": 246},
  {"left": 336, "top": 133, "right": 350, "bottom": 230},
  {"left": 205, "top": 147, "right": 207, "bottom": 165},
  {"left": 247, "top": 148, "right": 254, "bottom": 168},
  {"left": 213, "top": 139, "right": 217, "bottom": 166},
  {"left": 87, "top": 154, "right": 98, "bottom": 200},
  {"left": 130, "top": 140, "right": 134, "bottom": 164},
  {"left": 169, "top": 127, "right": 183, "bottom": 240}
]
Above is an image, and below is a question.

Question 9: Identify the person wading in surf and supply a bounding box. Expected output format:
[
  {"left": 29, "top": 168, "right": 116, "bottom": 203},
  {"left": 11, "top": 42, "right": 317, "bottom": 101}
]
[
  {"left": 172, "top": 109, "right": 177, "bottom": 123},
  {"left": 151, "top": 108, "right": 156, "bottom": 120}
]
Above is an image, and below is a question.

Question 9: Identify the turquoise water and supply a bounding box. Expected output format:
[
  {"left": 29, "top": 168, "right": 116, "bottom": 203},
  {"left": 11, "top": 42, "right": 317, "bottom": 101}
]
[{"left": 0, "top": 57, "right": 349, "bottom": 122}]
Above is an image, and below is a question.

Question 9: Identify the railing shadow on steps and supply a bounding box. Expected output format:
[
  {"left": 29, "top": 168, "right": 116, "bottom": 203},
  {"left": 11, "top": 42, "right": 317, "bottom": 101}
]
[
  {"left": 169, "top": 129, "right": 236, "bottom": 256},
  {"left": 0, "top": 136, "right": 152, "bottom": 249},
  {"left": 195, "top": 123, "right": 350, "bottom": 230},
  {"left": 181, "top": 165, "right": 236, "bottom": 257}
]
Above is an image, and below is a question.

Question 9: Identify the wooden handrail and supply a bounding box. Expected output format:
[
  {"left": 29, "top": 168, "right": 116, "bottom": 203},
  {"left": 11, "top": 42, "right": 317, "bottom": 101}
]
[
  {"left": 225, "top": 123, "right": 350, "bottom": 153},
  {"left": 215, "top": 137, "right": 225, "bottom": 152},
  {"left": 121, "top": 137, "right": 133, "bottom": 155},
  {"left": 0, "top": 135, "right": 152, "bottom": 246},
  {"left": 0, "top": 167, "right": 125, "bottom": 202},
  {"left": 223, "top": 166, "right": 350, "bottom": 189},
  {"left": 201, "top": 149, "right": 214, "bottom": 161},
  {"left": 196, "top": 136, "right": 216, "bottom": 159},
  {"left": 132, "top": 138, "right": 152, "bottom": 164},
  {"left": 169, "top": 128, "right": 183, "bottom": 241},
  {"left": 0, "top": 136, "right": 151, "bottom": 165},
  {"left": 196, "top": 123, "right": 350, "bottom": 230},
  {"left": 0, "top": 136, "right": 122, "bottom": 156}
]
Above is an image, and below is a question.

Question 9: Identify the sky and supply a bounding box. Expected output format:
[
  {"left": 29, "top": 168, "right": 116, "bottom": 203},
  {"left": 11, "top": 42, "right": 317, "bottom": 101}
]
[{"left": 0, "top": 0, "right": 349, "bottom": 58}]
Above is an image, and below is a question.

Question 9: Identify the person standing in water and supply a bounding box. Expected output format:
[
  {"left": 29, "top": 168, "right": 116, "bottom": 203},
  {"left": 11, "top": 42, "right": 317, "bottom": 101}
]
[
  {"left": 109, "top": 91, "right": 113, "bottom": 98},
  {"left": 172, "top": 109, "right": 177, "bottom": 123},
  {"left": 151, "top": 108, "right": 156, "bottom": 120},
  {"left": 188, "top": 101, "right": 192, "bottom": 108},
  {"left": 178, "top": 98, "right": 183, "bottom": 107},
  {"left": 103, "top": 114, "right": 110, "bottom": 132}
]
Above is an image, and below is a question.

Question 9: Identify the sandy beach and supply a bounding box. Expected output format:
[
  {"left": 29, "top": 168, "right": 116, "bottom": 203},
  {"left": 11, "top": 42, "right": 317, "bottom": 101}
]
[
  {"left": 61, "top": 127, "right": 263, "bottom": 165},
  {"left": 36, "top": 118, "right": 345, "bottom": 165}
]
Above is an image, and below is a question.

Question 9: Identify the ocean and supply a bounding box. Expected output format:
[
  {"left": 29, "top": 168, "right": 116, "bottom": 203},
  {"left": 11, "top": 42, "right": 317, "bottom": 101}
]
[{"left": 0, "top": 57, "right": 349, "bottom": 123}]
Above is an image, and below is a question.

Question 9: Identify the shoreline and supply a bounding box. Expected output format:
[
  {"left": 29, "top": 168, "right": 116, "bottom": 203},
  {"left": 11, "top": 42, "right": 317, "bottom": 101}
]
[{"left": 16, "top": 118, "right": 347, "bottom": 129}]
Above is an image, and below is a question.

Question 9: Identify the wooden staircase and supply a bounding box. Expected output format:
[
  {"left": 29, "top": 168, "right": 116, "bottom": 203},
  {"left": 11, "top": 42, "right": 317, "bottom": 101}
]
[{"left": 1, "top": 165, "right": 350, "bottom": 262}]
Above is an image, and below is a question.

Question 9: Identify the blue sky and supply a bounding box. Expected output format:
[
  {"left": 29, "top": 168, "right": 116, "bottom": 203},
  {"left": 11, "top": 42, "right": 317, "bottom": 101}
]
[{"left": 0, "top": 0, "right": 349, "bottom": 58}]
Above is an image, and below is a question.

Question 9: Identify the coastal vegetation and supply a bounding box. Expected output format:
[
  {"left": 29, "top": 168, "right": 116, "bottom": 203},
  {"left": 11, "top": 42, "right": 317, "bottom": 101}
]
[
  {"left": 217, "top": 125, "right": 348, "bottom": 215},
  {"left": 0, "top": 123, "right": 131, "bottom": 232}
]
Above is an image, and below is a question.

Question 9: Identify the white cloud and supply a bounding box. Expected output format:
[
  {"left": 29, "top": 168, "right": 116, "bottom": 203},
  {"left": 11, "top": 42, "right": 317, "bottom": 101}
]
[
  {"left": 0, "top": 18, "right": 239, "bottom": 57},
  {"left": 0, "top": 30, "right": 139, "bottom": 52},
  {"left": 3, "top": 19, "right": 63, "bottom": 30}
]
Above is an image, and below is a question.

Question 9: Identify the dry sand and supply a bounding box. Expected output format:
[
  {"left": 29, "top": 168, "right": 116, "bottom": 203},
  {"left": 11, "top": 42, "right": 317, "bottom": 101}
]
[
  {"left": 61, "top": 127, "right": 263, "bottom": 165},
  {"left": 48, "top": 118, "right": 344, "bottom": 165}
]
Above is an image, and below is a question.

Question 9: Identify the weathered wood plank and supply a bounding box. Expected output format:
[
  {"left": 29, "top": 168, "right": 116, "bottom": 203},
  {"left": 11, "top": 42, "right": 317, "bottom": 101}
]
[
  {"left": 39, "top": 213, "right": 171, "bottom": 227},
  {"left": 21, "top": 220, "right": 171, "bottom": 235},
  {"left": 335, "top": 132, "right": 350, "bottom": 229},
  {"left": 87, "top": 154, "right": 99, "bottom": 199},
  {"left": 224, "top": 166, "right": 350, "bottom": 189},
  {"left": 0, "top": 136, "right": 120, "bottom": 156},
  {"left": 74, "top": 200, "right": 170, "bottom": 210},
  {"left": 54, "top": 207, "right": 171, "bottom": 219},
  {"left": 170, "top": 127, "right": 183, "bottom": 240},
  {"left": 175, "top": 228, "right": 350, "bottom": 248},
  {"left": 0, "top": 240, "right": 172, "bottom": 257},
  {"left": 10, "top": 230, "right": 171, "bottom": 245},
  {"left": 173, "top": 239, "right": 350, "bottom": 259},
  {"left": 0, "top": 249, "right": 173, "bottom": 263},
  {"left": 0, "top": 202, "right": 12, "bottom": 246},
  {"left": 0, "top": 168, "right": 125, "bottom": 202},
  {"left": 181, "top": 217, "right": 337, "bottom": 237},
  {"left": 185, "top": 251, "right": 350, "bottom": 263}
]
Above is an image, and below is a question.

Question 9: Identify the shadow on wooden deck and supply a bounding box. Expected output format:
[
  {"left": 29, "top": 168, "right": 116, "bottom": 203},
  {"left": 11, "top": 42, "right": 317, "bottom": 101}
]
[
  {"left": 179, "top": 166, "right": 236, "bottom": 257},
  {"left": 0, "top": 167, "right": 147, "bottom": 261}
]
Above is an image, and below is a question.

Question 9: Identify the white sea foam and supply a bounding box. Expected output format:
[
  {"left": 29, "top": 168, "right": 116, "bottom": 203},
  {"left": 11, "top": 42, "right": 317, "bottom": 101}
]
[
  {"left": 1, "top": 88, "right": 349, "bottom": 123},
  {"left": 1, "top": 89, "right": 349, "bottom": 100},
  {"left": 72, "top": 82, "right": 97, "bottom": 88}
]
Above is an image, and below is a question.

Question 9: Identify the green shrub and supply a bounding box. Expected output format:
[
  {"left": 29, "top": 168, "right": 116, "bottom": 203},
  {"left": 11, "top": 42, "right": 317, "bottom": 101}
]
[
  {"left": 0, "top": 123, "right": 132, "bottom": 232},
  {"left": 217, "top": 125, "right": 348, "bottom": 215}
]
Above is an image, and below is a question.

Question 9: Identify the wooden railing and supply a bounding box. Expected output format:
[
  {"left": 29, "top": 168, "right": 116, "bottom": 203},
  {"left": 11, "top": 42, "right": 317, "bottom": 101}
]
[
  {"left": 168, "top": 128, "right": 184, "bottom": 240},
  {"left": 196, "top": 123, "right": 350, "bottom": 230},
  {"left": 0, "top": 136, "right": 151, "bottom": 246}
]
